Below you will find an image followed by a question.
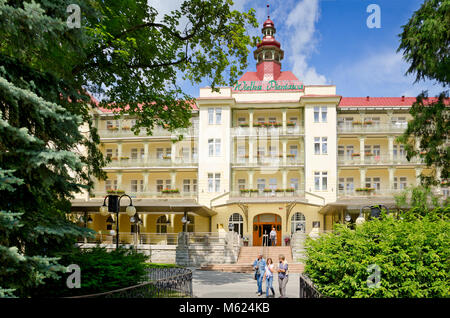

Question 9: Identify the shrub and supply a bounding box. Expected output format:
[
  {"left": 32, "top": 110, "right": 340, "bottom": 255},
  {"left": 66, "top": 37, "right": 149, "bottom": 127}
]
[
  {"left": 32, "top": 247, "right": 148, "bottom": 297},
  {"left": 304, "top": 210, "right": 450, "bottom": 298}
]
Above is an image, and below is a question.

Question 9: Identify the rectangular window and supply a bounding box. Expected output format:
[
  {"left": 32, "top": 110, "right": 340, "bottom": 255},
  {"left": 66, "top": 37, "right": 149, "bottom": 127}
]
[
  {"left": 193, "top": 179, "right": 197, "bottom": 192},
  {"left": 131, "top": 148, "right": 138, "bottom": 160},
  {"left": 156, "top": 180, "right": 164, "bottom": 192},
  {"left": 105, "top": 180, "right": 117, "bottom": 191},
  {"left": 346, "top": 145, "right": 354, "bottom": 157},
  {"left": 373, "top": 145, "right": 381, "bottom": 156},
  {"left": 106, "top": 148, "right": 113, "bottom": 159},
  {"left": 321, "top": 107, "right": 327, "bottom": 122},
  {"left": 208, "top": 173, "right": 214, "bottom": 192},
  {"left": 183, "top": 179, "right": 190, "bottom": 193},
  {"left": 290, "top": 178, "right": 298, "bottom": 190},
  {"left": 215, "top": 173, "right": 221, "bottom": 192},
  {"left": 314, "top": 172, "right": 327, "bottom": 191},
  {"left": 322, "top": 137, "right": 328, "bottom": 154},
  {"left": 289, "top": 145, "right": 298, "bottom": 156},
  {"left": 338, "top": 178, "right": 345, "bottom": 191},
  {"left": 238, "top": 179, "right": 246, "bottom": 190},
  {"left": 215, "top": 139, "right": 221, "bottom": 156},
  {"left": 156, "top": 148, "right": 164, "bottom": 159},
  {"left": 314, "top": 137, "right": 321, "bottom": 154},
  {"left": 208, "top": 139, "right": 214, "bottom": 156},
  {"left": 216, "top": 108, "right": 222, "bottom": 124},
  {"left": 131, "top": 180, "right": 143, "bottom": 193},
  {"left": 208, "top": 108, "right": 214, "bottom": 124},
  {"left": 269, "top": 117, "right": 276, "bottom": 123},
  {"left": 314, "top": 107, "right": 320, "bottom": 123},
  {"left": 208, "top": 139, "right": 221, "bottom": 156},
  {"left": 257, "top": 178, "right": 266, "bottom": 192},
  {"left": 269, "top": 178, "right": 277, "bottom": 190},
  {"left": 338, "top": 145, "right": 344, "bottom": 156}
]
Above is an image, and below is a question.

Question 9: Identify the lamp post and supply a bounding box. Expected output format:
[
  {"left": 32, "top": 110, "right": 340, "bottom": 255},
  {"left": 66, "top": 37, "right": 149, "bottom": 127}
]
[{"left": 100, "top": 194, "right": 136, "bottom": 249}]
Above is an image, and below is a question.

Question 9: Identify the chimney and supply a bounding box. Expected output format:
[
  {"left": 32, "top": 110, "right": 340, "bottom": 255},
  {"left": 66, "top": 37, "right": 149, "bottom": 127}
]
[
  {"left": 366, "top": 96, "right": 369, "bottom": 101},
  {"left": 401, "top": 95, "right": 405, "bottom": 102}
]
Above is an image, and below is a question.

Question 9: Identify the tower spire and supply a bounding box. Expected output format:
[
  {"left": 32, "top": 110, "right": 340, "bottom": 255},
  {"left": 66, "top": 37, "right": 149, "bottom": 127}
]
[{"left": 253, "top": 13, "right": 284, "bottom": 81}]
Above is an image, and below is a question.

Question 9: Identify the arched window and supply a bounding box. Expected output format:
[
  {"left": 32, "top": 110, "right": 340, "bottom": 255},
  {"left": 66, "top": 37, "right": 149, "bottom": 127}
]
[
  {"left": 229, "top": 213, "right": 244, "bottom": 237},
  {"left": 156, "top": 215, "right": 168, "bottom": 233},
  {"left": 291, "top": 212, "right": 306, "bottom": 234}
]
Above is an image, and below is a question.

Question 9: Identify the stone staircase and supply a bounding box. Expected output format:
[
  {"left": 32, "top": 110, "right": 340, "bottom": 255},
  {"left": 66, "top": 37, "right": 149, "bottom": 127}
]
[{"left": 200, "top": 246, "right": 304, "bottom": 273}]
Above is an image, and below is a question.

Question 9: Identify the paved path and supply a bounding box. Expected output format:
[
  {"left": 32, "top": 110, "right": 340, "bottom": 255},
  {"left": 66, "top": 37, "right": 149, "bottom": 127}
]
[{"left": 191, "top": 269, "right": 299, "bottom": 298}]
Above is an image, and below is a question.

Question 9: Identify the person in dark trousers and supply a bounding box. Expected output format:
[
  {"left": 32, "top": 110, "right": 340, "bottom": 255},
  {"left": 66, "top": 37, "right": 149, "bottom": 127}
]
[
  {"left": 269, "top": 227, "right": 277, "bottom": 246},
  {"left": 277, "top": 254, "right": 289, "bottom": 298},
  {"left": 252, "top": 253, "right": 266, "bottom": 296}
]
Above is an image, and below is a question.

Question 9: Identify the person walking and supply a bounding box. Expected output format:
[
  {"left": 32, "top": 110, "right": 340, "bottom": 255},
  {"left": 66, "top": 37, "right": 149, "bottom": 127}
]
[
  {"left": 252, "top": 253, "right": 266, "bottom": 296},
  {"left": 263, "top": 258, "right": 275, "bottom": 298},
  {"left": 269, "top": 227, "right": 277, "bottom": 246},
  {"left": 277, "top": 254, "right": 289, "bottom": 298}
]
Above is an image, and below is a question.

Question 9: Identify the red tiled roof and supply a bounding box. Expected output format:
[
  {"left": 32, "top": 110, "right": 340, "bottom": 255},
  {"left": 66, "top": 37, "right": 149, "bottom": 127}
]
[{"left": 339, "top": 97, "right": 446, "bottom": 107}]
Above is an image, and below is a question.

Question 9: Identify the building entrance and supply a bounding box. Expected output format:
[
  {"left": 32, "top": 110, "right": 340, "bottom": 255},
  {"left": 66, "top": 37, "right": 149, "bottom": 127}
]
[{"left": 252, "top": 214, "right": 282, "bottom": 246}]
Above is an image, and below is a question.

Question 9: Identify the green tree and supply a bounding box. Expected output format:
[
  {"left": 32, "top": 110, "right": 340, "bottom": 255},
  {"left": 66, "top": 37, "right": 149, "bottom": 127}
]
[
  {"left": 397, "top": 0, "right": 449, "bottom": 185},
  {"left": 0, "top": 0, "right": 257, "bottom": 297}
]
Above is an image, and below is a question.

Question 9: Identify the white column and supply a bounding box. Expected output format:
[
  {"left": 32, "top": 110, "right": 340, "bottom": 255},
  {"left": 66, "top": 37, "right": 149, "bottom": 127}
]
[
  {"left": 117, "top": 142, "right": 122, "bottom": 159},
  {"left": 388, "top": 167, "right": 395, "bottom": 191},
  {"left": 282, "top": 169, "right": 288, "bottom": 190},
  {"left": 171, "top": 142, "right": 176, "bottom": 163},
  {"left": 249, "top": 109, "right": 254, "bottom": 130},
  {"left": 117, "top": 171, "right": 123, "bottom": 190},
  {"left": 360, "top": 168, "right": 366, "bottom": 188},
  {"left": 170, "top": 170, "right": 177, "bottom": 189},
  {"left": 415, "top": 167, "right": 423, "bottom": 186},
  {"left": 282, "top": 139, "right": 287, "bottom": 165},
  {"left": 388, "top": 136, "right": 394, "bottom": 163},
  {"left": 142, "top": 171, "right": 149, "bottom": 192},
  {"left": 143, "top": 142, "right": 149, "bottom": 161},
  {"left": 359, "top": 136, "right": 365, "bottom": 163},
  {"left": 248, "top": 170, "right": 254, "bottom": 189},
  {"left": 282, "top": 108, "right": 287, "bottom": 135},
  {"left": 231, "top": 170, "right": 236, "bottom": 191},
  {"left": 249, "top": 138, "right": 254, "bottom": 164}
]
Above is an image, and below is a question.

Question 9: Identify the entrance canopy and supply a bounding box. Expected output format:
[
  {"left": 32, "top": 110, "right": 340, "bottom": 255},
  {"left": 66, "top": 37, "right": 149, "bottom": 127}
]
[
  {"left": 319, "top": 197, "right": 398, "bottom": 215},
  {"left": 70, "top": 198, "right": 217, "bottom": 218}
]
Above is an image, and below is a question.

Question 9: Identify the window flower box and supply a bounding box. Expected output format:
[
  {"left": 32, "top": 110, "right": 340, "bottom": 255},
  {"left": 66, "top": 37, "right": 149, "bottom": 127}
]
[
  {"left": 365, "top": 152, "right": 374, "bottom": 156},
  {"left": 249, "top": 189, "right": 259, "bottom": 193},
  {"left": 111, "top": 157, "right": 118, "bottom": 161},
  {"left": 352, "top": 121, "right": 362, "bottom": 125},
  {"left": 263, "top": 189, "right": 273, "bottom": 193},
  {"left": 253, "top": 123, "right": 262, "bottom": 127},
  {"left": 239, "top": 123, "right": 249, "bottom": 127},
  {"left": 355, "top": 188, "right": 375, "bottom": 192},
  {"left": 162, "top": 155, "right": 171, "bottom": 160},
  {"left": 363, "top": 121, "right": 373, "bottom": 125},
  {"left": 107, "top": 189, "right": 125, "bottom": 195},
  {"left": 286, "top": 154, "right": 295, "bottom": 158},
  {"left": 351, "top": 153, "right": 360, "bottom": 157},
  {"left": 285, "top": 188, "right": 295, "bottom": 192},
  {"left": 275, "top": 189, "right": 284, "bottom": 192},
  {"left": 286, "top": 121, "right": 296, "bottom": 127},
  {"left": 162, "top": 189, "right": 179, "bottom": 194},
  {"left": 120, "top": 156, "right": 129, "bottom": 160},
  {"left": 107, "top": 127, "right": 119, "bottom": 131},
  {"left": 240, "top": 189, "right": 250, "bottom": 193},
  {"left": 121, "top": 126, "right": 131, "bottom": 130}
]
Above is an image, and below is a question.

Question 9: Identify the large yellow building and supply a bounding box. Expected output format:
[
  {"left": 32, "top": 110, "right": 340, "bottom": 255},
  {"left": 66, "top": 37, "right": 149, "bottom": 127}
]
[{"left": 71, "top": 17, "right": 447, "bottom": 249}]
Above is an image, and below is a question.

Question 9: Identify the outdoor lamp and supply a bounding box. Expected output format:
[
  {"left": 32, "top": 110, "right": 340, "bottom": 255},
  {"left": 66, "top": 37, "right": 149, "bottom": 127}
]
[
  {"left": 228, "top": 223, "right": 234, "bottom": 231},
  {"left": 345, "top": 213, "right": 352, "bottom": 222},
  {"left": 100, "top": 204, "right": 109, "bottom": 216},
  {"left": 109, "top": 229, "right": 116, "bottom": 236},
  {"left": 130, "top": 213, "right": 142, "bottom": 224},
  {"left": 355, "top": 213, "right": 365, "bottom": 225},
  {"left": 87, "top": 215, "right": 93, "bottom": 224},
  {"left": 126, "top": 204, "right": 136, "bottom": 217}
]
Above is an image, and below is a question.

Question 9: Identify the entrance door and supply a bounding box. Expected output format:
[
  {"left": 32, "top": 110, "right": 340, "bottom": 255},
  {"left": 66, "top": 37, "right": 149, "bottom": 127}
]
[{"left": 252, "top": 214, "right": 282, "bottom": 246}]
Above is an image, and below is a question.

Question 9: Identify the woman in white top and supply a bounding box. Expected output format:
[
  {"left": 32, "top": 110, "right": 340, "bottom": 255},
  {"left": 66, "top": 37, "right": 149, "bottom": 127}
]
[{"left": 262, "top": 258, "right": 275, "bottom": 298}]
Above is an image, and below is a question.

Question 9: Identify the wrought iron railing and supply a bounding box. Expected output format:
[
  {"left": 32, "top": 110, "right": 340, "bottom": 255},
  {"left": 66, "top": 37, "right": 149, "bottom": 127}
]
[
  {"left": 68, "top": 267, "right": 193, "bottom": 298},
  {"left": 299, "top": 274, "right": 323, "bottom": 298}
]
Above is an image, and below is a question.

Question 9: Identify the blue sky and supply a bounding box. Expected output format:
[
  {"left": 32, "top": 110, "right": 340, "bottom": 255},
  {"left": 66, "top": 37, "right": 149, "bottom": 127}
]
[{"left": 151, "top": 0, "right": 446, "bottom": 98}]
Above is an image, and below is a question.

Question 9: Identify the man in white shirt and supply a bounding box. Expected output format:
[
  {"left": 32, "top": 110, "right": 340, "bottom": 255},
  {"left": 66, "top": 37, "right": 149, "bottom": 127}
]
[{"left": 269, "top": 227, "right": 277, "bottom": 246}]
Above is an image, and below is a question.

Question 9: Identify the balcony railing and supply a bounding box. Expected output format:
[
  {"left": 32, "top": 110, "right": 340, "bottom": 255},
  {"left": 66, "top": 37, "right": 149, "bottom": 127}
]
[
  {"left": 232, "top": 155, "right": 304, "bottom": 167},
  {"left": 78, "top": 232, "right": 179, "bottom": 245},
  {"left": 99, "top": 126, "right": 198, "bottom": 138},
  {"left": 105, "top": 157, "right": 198, "bottom": 168},
  {"left": 338, "top": 154, "right": 423, "bottom": 165},
  {"left": 231, "top": 125, "right": 304, "bottom": 137},
  {"left": 337, "top": 123, "right": 408, "bottom": 134},
  {"left": 338, "top": 188, "right": 407, "bottom": 197},
  {"left": 230, "top": 188, "right": 305, "bottom": 199},
  {"left": 92, "top": 190, "right": 197, "bottom": 199}
]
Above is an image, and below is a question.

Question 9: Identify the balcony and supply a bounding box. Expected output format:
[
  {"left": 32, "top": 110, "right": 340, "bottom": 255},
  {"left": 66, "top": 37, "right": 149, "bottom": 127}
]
[
  {"left": 231, "top": 125, "right": 304, "bottom": 137},
  {"left": 229, "top": 188, "right": 305, "bottom": 199},
  {"left": 92, "top": 189, "right": 198, "bottom": 199},
  {"left": 338, "top": 188, "right": 405, "bottom": 198},
  {"left": 98, "top": 126, "right": 198, "bottom": 139},
  {"left": 337, "top": 123, "right": 408, "bottom": 134},
  {"left": 105, "top": 157, "right": 198, "bottom": 169},
  {"left": 232, "top": 155, "right": 304, "bottom": 167},
  {"left": 337, "top": 154, "right": 423, "bottom": 166}
]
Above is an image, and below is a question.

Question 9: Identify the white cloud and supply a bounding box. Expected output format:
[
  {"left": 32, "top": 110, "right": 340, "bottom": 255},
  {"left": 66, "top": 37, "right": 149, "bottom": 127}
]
[
  {"left": 284, "top": 0, "right": 327, "bottom": 85},
  {"left": 332, "top": 49, "right": 445, "bottom": 97}
]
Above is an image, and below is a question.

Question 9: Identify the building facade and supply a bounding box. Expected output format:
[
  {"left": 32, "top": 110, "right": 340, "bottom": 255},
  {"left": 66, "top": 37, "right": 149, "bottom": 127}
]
[{"left": 71, "top": 17, "right": 447, "bottom": 247}]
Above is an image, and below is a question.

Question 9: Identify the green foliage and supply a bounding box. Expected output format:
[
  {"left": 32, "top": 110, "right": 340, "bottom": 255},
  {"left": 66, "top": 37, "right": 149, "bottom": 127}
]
[
  {"left": 398, "top": 0, "right": 450, "bottom": 85},
  {"left": 33, "top": 247, "right": 148, "bottom": 297},
  {"left": 304, "top": 212, "right": 450, "bottom": 298},
  {"left": 144, "top": 263, "right": 182, "bottom": 269},
  {"left": 397, "top": 92, "right": 449, "bottom": 186},
  {"left": 395, "top": 185, "right": 449, "bottom": 212}
]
